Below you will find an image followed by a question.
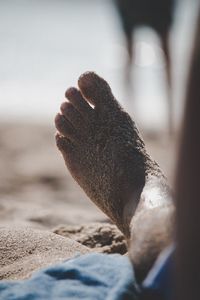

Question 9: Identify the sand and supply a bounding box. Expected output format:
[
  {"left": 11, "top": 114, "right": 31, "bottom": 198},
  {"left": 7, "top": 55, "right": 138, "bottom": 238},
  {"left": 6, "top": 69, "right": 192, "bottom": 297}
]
[
  {"left": 0, "top": 226, "right": 90, "bottom": 280},
  {"left": 0, "top": 121, "right": 177, "bottom": 280}
]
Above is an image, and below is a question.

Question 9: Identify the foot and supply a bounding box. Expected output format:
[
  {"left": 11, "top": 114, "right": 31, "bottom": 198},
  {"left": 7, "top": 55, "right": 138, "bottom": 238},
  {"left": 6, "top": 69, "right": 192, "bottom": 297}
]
[{"left": 55, "top": 72, "right": 161, "bottom": 238}]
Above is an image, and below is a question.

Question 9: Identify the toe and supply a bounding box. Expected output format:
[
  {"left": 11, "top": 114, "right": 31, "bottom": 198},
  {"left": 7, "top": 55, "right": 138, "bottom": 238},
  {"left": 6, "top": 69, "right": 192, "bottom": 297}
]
[
  {"left": 65, "top": 87, "right": 94, "bottom": 118},
  {"left": 55, "top": 113, "right": 77, "bottom": 142},
  {"left": 60, "top": 102, "right": 85, "bottom": 129},
  {"left": 55, "top": 132, "right": 74, "bottom": 152},
  {"left": 78, "top": 72, "right": 120, "bottom": 111}
]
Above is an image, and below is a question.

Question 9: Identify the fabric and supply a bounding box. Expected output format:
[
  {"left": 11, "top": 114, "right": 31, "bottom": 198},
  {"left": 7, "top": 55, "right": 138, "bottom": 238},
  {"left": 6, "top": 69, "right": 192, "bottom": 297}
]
[
  {"left": 0, "top": 248, "right": 174, "bottom": 300},
  {"left": 0, "top": 253, "right": 140, "bottom": 300},
  {"left": 142, "top": 245, "right": 174, "bottom": 300}
]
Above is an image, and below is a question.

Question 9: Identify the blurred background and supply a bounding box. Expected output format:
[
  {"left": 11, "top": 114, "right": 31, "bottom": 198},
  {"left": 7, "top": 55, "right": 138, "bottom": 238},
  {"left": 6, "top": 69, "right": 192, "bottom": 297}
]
[{"left": 0, "top": 0, "right": 199, "bottom": 230}]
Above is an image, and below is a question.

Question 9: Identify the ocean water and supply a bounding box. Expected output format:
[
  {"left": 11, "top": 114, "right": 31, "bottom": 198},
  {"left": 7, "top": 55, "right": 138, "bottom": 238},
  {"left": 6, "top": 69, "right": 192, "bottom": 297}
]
[{"left": 0, "top": 0, "right": 199, "bottom": 130}]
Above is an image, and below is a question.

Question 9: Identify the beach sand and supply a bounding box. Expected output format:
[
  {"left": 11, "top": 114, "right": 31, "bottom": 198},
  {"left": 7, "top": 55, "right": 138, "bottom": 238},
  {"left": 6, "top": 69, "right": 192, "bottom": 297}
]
[{"left": 0, "top": 121, "right": 177, "bottom": 279}]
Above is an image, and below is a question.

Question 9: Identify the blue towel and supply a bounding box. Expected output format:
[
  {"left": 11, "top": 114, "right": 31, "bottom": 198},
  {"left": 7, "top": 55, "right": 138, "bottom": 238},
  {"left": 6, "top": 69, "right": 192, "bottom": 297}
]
[
  {"left": 0, "top": 253, "right": 139, "bottom": 300},
  {"left": 142, "top": 245, "right": 174, "bottom": 300}
]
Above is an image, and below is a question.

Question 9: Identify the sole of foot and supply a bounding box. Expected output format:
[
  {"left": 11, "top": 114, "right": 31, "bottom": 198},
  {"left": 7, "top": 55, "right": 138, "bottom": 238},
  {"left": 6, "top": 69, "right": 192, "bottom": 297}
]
[{"left": 55, "top": 72, "right": 163, "bottom": 237}]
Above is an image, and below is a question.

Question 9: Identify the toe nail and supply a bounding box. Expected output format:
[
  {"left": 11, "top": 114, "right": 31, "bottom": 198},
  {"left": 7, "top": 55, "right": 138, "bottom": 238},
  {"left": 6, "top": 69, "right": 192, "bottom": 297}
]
[
  {"left": 55, "top": 113, "right": 61, "bottom": 124},
  {"left": 65, "top": 87, "right": 78, "bottom": 99}
]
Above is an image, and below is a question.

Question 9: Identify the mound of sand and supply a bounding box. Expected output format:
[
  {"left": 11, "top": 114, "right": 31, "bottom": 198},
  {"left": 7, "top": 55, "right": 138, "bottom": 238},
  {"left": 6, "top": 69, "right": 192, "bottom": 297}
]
[
  {"left": 0, "top": 226, "right": 90, "bottom": 280},
  {"left": 53, "top": 222, "right": 127, "bottom": 254}
]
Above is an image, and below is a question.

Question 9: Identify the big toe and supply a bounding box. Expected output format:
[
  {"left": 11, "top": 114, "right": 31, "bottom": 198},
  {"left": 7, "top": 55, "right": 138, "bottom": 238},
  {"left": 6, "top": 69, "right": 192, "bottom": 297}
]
[{"left": 78, "top": 72, "right": 120, "bottom": 112}]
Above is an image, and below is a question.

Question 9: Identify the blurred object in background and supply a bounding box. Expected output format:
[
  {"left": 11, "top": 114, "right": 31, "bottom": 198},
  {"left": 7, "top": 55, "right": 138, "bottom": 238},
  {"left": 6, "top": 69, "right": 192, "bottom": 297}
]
[
  {"left": 114, "top": 0, "right": 175, "bottom": 135},
  {"left": 0, "top": 0, "right": 198, "bottom": 133},
  {"left": 175, "top": 5, "right": 200, "bottom": 299}
]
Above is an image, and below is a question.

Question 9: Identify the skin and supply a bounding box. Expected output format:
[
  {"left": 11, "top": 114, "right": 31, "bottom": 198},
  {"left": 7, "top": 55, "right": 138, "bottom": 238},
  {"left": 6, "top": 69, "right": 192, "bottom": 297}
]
[{"left": 55, "top": 71, "right": 174, "bottom": 280}]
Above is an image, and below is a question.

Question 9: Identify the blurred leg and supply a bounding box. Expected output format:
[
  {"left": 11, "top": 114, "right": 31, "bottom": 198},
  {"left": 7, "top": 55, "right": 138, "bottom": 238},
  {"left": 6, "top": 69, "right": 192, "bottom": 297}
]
[
  {"left": 160, "top": 31, "right": 173, "bottom": 136},
  {"left": 175, "top": 10, "right": 200, "bottom": 300},
  {"left": 124, "top": 31, "right": 134, "bottom": 89}
]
